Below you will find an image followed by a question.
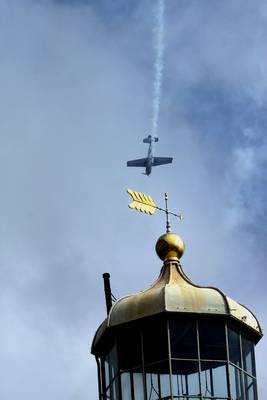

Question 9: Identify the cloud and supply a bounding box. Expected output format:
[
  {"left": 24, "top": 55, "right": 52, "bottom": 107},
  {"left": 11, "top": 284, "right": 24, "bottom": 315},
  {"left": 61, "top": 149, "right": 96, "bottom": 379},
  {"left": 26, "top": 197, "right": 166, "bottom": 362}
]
[{"left": 0, "top": 1, "right": 266, "bottom": 399}]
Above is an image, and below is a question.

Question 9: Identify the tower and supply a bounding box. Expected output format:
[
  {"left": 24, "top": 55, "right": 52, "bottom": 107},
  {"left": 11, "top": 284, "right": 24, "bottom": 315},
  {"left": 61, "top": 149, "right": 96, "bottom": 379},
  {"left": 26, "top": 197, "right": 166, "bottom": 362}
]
[{"left": 91, "top": 230, "right": 263, "bottom": 399}]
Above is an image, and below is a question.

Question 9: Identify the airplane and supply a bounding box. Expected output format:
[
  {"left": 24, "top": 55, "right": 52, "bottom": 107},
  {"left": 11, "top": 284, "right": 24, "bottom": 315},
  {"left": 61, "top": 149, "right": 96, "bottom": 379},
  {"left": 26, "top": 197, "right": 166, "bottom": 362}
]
[{"left": 127, "top": 134, "right": 173, "bottom": 176}]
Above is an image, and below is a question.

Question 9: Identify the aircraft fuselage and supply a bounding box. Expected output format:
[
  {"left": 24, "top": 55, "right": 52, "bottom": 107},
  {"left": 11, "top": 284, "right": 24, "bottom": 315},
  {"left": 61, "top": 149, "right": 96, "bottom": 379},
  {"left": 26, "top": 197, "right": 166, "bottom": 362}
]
[
  {"left": 127, "top": 134, "right": 172, "bottom": 175},
  {"left": 145, "top": 138, "right": 154, "bottom": 175}
]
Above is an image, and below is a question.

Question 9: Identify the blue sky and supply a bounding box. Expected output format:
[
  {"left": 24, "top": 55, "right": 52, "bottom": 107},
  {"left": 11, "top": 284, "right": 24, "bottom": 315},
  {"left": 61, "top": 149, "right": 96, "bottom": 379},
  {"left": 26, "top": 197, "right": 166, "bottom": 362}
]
[{"left": 0, "top": 0, "right": 266, "bottom": 399}]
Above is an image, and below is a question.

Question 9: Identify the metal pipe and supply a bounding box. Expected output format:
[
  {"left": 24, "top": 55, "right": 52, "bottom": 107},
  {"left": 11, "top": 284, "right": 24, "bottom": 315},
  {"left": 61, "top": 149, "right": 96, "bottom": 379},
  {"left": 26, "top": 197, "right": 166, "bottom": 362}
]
[
  {"left": 103, "top": 273, "right": 113, "bottom": 315},
  {"left": 96, "top": 356, "right": 104, "bottom": 400}
]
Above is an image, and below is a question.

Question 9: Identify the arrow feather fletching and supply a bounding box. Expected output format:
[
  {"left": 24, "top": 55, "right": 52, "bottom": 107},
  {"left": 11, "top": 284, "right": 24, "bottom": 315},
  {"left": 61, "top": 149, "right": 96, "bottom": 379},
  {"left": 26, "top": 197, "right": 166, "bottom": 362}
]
[{"left": 127, "top": 189, "right": 157, "bottom": 215}]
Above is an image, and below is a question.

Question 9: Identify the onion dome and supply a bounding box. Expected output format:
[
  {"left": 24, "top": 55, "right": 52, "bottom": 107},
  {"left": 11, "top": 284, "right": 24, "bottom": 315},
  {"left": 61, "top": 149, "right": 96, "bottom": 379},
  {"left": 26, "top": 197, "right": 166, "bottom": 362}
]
[{"left": 92, "top": 232, "right": 262, "bottom": 352}]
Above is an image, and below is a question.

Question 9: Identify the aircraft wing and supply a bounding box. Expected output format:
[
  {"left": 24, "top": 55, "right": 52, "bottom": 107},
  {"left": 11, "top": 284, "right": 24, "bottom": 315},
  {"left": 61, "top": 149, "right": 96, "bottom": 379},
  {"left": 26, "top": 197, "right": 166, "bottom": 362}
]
[
  {"left": 152, "top": 157, "right": 173, "bottom": 166},
  {"left": 127, "top": 158, "right": 147, "bottom": 167}
]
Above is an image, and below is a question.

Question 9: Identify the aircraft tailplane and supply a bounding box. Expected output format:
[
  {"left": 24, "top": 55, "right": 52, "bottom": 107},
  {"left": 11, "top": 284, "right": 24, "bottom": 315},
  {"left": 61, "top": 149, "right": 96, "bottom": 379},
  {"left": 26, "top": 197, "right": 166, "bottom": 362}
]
[{"left": 143, "top": 136, "right": 159, "bottom": 144}]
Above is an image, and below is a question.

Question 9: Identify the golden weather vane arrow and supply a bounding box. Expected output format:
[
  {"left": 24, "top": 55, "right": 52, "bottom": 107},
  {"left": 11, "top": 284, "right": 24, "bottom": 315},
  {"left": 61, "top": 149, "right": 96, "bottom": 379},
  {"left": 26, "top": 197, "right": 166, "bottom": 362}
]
[{"left": 127, "top": 189, "right": 183, "bottom": 233}]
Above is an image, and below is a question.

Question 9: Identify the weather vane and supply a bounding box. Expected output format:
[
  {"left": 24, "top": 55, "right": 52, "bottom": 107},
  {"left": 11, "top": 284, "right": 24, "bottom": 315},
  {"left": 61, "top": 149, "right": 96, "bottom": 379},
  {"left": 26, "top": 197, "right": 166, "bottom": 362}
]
[{"left": 127, "top": 189, "right": 183, "bottom": 233}]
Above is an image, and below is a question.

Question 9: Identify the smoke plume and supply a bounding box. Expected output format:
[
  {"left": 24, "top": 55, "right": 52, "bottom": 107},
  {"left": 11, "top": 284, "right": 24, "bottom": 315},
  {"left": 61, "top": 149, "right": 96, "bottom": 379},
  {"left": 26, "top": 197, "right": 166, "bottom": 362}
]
[{"left": 151, "top": 0, "right": 165, "bottom": 137}]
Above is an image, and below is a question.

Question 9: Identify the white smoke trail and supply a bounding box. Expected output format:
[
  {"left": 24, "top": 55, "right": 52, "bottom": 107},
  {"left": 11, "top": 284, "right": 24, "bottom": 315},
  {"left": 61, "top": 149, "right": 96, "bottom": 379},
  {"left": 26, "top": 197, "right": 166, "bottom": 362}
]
[{"left": 151, "top": 0, "right": 165, "bottom": 137}]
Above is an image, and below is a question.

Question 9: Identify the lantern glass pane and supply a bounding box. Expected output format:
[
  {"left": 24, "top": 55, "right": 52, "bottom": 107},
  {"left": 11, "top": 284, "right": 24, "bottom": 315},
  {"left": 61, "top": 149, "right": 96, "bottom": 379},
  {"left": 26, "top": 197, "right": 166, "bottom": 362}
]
[
  {"left": 200, "top": 361, "right": 228, "bottom": 398},
  {"left": 110, "top": 345, "right": 118, "bottom": 381},
  {"left": 169, "top": 318, "right": 198, "bottom": 359},
  {"left": 242, "top": 336, "right": 256, "bottom": 377},
  {"left": 229, "top": 365, "right": 244, "bottom": 400},
  {"left": 171, "top": 360, "right": 200, "bottom": 396},
  {"left": 110, "top": 377, "right": 120, "bottom": 400},
  {"left": 133, "top": 372, "right": 144, "bottom": 400},
  {"left": 145, "top": 361, "right": 171, "bottom": 399},
  {"left": 117, "top": 324, "right": 142, "bottom": 370},
  {"left": 228, "top": 327, "right": 242, "bottom": 368},
  {"left": 244, "top": 373, "right": 257, "bottom": 400},
  {"left": 160, "top": 374, "right": 171, "bottom": 398},
  {"left": 106, "top": 387, "right": 111, "bottom": 400},
  {"left": 199, "top": 320, "right": 227, "bottom": 360},
  {"left": 146, "top": 373, "right": 160, "bottom": 400},
  {"left": 143, "top": 317, "right": 168, "bottom": 364},
  {"left": 105, "top": 357, "right": 110, "bottom": 388},
  {"left": 121, "top": 373, "right": 132, "bottom": 400}
]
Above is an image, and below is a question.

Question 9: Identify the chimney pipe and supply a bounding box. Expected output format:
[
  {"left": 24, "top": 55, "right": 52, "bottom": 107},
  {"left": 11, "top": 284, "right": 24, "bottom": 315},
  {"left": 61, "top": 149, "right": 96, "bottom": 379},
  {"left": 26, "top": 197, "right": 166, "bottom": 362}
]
[{"left": 102, "top": 273, "right": 112, "bottom": 315}]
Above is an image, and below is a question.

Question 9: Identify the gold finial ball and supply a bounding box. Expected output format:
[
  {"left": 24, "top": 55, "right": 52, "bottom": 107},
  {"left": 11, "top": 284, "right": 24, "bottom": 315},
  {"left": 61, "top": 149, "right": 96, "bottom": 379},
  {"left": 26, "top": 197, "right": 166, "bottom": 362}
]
[{"left": 156, "top": 232, "right": 185, "bottom": 261}]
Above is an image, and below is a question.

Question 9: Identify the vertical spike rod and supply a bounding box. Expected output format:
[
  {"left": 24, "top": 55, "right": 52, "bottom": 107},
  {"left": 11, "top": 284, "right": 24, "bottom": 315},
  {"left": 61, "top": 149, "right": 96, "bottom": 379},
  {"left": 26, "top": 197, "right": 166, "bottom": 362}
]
[{"left": 165, "top": 193, "right": 171, "bottom": 233}]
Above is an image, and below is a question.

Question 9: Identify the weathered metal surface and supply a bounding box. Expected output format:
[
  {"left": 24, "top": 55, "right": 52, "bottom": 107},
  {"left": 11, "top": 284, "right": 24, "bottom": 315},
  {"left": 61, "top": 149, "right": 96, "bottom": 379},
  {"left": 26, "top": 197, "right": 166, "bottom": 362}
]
[
  {"left": 92, "top": 319, "right": 108, "bottom": 351},
  {"left": 92, "top": 232, "right": 262, "bottom": 355},
  {"left": 107, "top": 260, "right": 262, "bottom": 336},
  {"left": 227, "top": 296, "right": 262, "bottom": 333}
]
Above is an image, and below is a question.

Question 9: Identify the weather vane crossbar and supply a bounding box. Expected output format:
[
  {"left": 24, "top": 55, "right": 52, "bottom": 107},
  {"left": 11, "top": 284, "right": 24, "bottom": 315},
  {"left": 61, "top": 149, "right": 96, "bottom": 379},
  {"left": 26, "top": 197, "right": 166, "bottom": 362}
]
[{"left": 127, "top": 189, "right": 183, "bottom": 233}]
